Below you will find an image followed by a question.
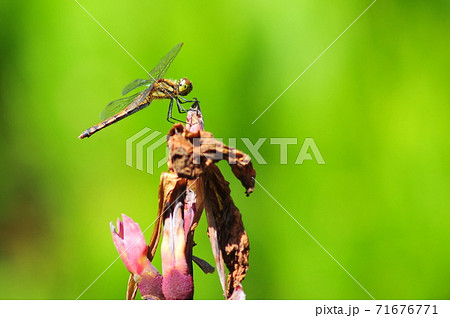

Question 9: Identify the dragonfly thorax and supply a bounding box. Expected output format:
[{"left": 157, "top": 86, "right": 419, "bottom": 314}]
[{"left": 178, "top": 78, "right": 193, "bottom": 96}]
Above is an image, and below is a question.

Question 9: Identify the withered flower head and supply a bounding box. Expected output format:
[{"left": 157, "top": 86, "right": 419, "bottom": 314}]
[
  {"left": 162, "top": 106, "right": 255, "bottom": 299},
  {"left": 115, "top": 103, "right": 255, "bottom": 300}
]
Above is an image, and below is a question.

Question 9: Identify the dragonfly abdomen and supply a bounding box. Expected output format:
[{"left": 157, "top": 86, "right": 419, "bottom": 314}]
[{"left": 78, "top": 102, "right": 149, "bottom": 139}]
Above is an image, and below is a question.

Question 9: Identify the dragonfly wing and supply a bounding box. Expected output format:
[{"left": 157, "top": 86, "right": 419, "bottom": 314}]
[
  {"left": 100, "top": 91, "right": 142, "bottom": 120},
  {"left": 120, "top": 43, "right": 182, "bottom": 97},
  {"left": 121, "top": 78, "right": 152, "bottom": 96},
  {"left": 148, "top": 43, "right": 183, "bottom": 82}
]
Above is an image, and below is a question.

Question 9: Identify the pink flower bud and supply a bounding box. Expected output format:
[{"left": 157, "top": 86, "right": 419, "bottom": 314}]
[
  {"left": 111, "top": 214, "right": 164, "bottom": 299},
  {"left": 160, "top": 203, "right": 193, "bottom": 299},
  {"left": 111, "top": 214, "right": 152, "bottom": 276}
]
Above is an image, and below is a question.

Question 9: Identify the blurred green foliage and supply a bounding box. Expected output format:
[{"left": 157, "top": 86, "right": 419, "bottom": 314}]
[{"left": 0, "top": 0, "right": 449, "bottom": 299}]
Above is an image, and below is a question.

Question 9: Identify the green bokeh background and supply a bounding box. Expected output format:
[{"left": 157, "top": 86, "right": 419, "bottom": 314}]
[{"left": 0, "top": 0, "right": 449, "bottom": 300}]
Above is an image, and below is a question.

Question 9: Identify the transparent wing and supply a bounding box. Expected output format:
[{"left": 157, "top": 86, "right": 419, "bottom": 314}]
[
  {"left": 148, "top": 42, "right": 183, "bottom": 82},
  {"left": 122, "top": 78, "right": 152, "bottom": 96},
  {"left": 100, "top": 91, "right": 142, "bottom": 120},
  {"left": 120, "top": 43, "right": 182, "bottom": 96}
]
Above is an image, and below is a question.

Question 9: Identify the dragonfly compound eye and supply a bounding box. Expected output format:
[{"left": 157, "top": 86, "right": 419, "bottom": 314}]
[{"left": 179, "top": 78, "right": 193, "bottom": 96}]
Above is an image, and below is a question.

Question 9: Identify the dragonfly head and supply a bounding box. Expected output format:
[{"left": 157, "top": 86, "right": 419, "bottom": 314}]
[{"left": 178, "top": 78, "right": 193, "bottom": 96}]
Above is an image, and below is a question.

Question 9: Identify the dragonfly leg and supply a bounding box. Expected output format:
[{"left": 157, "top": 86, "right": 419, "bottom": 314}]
[
  {"left": 166, "top": 98, "right": 175, "bottom": 123},
  {"left": 166, "top": 98, "right": 185, "bottom": 123},
  {"left": 178, "top": 96, "right": 197, "bottom": 104},
  {"left": 177, "top": 97, "right": 200, "bottom": 113},
  {"left": 176, "top": 99, "right": 188, "bottom": 114},
  {"left": 189, "top": 98, "right": 201, "bottom": 111}
]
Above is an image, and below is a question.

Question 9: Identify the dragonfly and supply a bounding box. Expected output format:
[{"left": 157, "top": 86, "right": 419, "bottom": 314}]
[{"left": 78, "top": 43, "right": 194, "bottom": 139}]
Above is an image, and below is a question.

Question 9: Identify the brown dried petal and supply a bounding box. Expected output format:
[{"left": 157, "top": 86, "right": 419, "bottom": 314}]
[
  {"left": 147, "top": 172, "right": 187, "bottom": 259},
  {"left": 167, "top": 124, "right": 202, "bottom": 179},
  {"left": 167, "top": 125, "right": 256, "bottom": 195},
  {"left": 203, "top": 165, "right": 249, "bottom": 299},
  {"left": 126, "top": 274, "right": 138, "bottom": 300}
]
